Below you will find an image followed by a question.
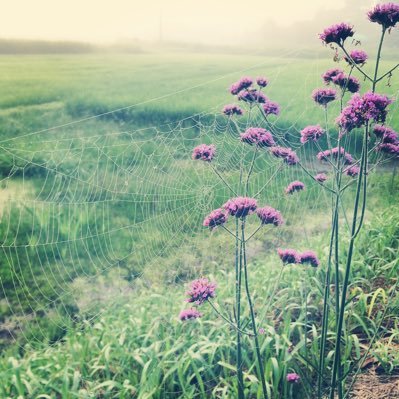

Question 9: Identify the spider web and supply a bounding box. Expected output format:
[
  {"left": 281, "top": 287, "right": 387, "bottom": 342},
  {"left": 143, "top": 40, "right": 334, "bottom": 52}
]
[{"left": 0, "top": 46, "right": 397, "bottom": 396}]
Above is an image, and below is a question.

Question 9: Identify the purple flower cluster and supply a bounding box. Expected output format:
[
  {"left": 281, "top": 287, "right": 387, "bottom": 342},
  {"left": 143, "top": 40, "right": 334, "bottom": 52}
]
[
  {"left": 373, "top": 125, "right": 399, "bottom": 144},
  {"left": 240, "top": 127, "right": 275, "bottom": 147},
  {"left": 312, "top": 88, "right": 337, "bottom": 106},
  {"left": 319, "top": 23, "right": 354, "bottom": 45},
  {"left": 192, "top": 144, "right": 216, "bottom": 162},
  {"left": 285, "top": 181, "right": 305, "bottom": 195},
  {"left": 278, "top": 249, "right": 320, "bottom": 267},
  {"left": 256, "top": 206, "right": 284, "bottom": 226},
  {"left": 278, "top": 248, "right": 300, "bottom": 264},
  {"left": 224, "top": 197, "right": 257, "bottom": 218},
  {"left": 322, "top": 68, "right": 344, "bottom": 84},
  {"left": 344, "top": 49, "right": 368, "bottom": 65},
  {"left": 238, "top": 90, "right": 268, "bottom": 104},
  {"left": 203, "top": 208, "right": 228, "bottom": 229},
  {"left": 287, "top": 373, "right": 301, "bottom": 384},
  {"left": 367, "top": 3, "right": 399, "bottom": 28},
  {"left": 262, "top": 100, "right": 281, "bottom": 116},
  {"left": 186, "top": 278, "right": 217, "bottom": 305},
  {"left": 300, "top": 251, "right": 320, "bottom": 267},
  {"left": 179, "top": 308, "right": 202, "bottom": 321},
  {"left": 317, "top": 147, "right": 354, "bottom": 165},
  {"left": 256, "top": 76, "right": 268, "bottom": 87},
  {"left": 315, "top": 173, "right": 328, "bottom": 183},
  {"left": 222, "top": 104, "right": 244, "bottom": 116},
  {"left": 378, "top": 143, "right": 399, "bottom": 156},
  {"left": 270, "top": 146, "right": 299, "bottom": 165},
  {"left": 345, "top": 165, "right": 360, "bottom": 177},
  {"left": 230, "top": 77, "right": 253, "bottom": 95},
  {"left": 337, "top": 92, "right": 392, "bottom": 132},
  {"left": 300, "top": 125, "right": 325, "bottom": 144},
  {"left": 332, "top": 73, "right": 360, "bottom": 93}
]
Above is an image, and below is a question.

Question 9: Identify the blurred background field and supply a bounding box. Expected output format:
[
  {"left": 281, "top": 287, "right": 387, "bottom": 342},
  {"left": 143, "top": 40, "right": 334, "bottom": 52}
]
[{"left": 0, "top": 16, "right": 397, "bottom": 397}]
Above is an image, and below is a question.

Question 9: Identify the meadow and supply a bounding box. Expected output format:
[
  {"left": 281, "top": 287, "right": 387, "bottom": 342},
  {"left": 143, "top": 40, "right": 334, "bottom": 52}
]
[{"left": 0, "top": 48, "right": 397, "bottom": 398}]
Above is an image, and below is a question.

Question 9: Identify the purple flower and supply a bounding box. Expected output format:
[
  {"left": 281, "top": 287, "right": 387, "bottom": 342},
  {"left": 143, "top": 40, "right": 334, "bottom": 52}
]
[
  {"left": 377, "top": 143, "right": 399, "bottom": 156},
  {"left": 373, "top": 125, "right": 398, "bottom": 144},
  {"left": 230, "top": 77, "right": 253, "bottom": 95},
  {"left": 315, "top": 173, "right": 327, "bottom": 183},
  {"left": 319, "top": 23, "right": 354, "bottom": 45},
  {"left": 300, "top": 125, "right": 325, "bottom": 144},
  {"left": 256, "top": 77, "right": 268, "bottom": 87},
  {"left": 312, "top": 88, "right": 337, "bottom": 106},
  {"left": 285, "top": 181, "right": 305, "bottom": 195},
  {"left": 322, "top": 68, "right": 345, "bottom": 84},
  {"left": 270, "top": 146, "right": 299, "bottom": 166},
  {"left": 278, "top": 248, "right": 300, "bottom": 264},
  {"left": 223, "top": 104, "right": 244, "bottom": 116},
  {"left": 223, "top": 197, "right": 257, "bottom": 218},
  {"left": 238, "top": 89, "right": 268, "bottom": 104},
  {"left": 287, "top": 373, "right": 301, "bottom": 384},
  {"left": 337, "top": 92, "right": 392, "bottom": 132},
  {"left": 192, "top": 144, "right": 216, "bottom": 162},
  {"left": 256, "top": 206, "right": 284, "bottom": 226},
  {"left": 317, "top": 147, "right": 354, "bottom": 165},
  {"left": 240, "top": 127, "right": 275, "bottom": 147},
  {"left": 300, "top": 251, "right": 320, "bottom": 267},
  {"left": 203, "top": 208, "right": 228, "bottom": 229},
  {"left": 345, "top": 165, "right": 360, "bottom": 177},
  {"left": 367, "top": 3, "right": 399, "bottom": 28},
  {"left": 186, "top": 278, "right": 217, "bottom": 305},
  {"left": 344, "top": 49, "right": 368, "bottom": 65},
  {"left": 332, "top": 73, "right": 360, "bottom": 93},
  {"left": 179, "top": 308, "right": 202, "bottom": 321},
  {"left": 262, "top": 100, "right": 280, "bottom": 116}
]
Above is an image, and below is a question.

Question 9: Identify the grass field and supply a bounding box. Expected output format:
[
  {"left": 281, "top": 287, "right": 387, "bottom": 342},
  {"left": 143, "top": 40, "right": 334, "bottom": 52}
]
[{"left": 0, "top": 51, "right": 398, "bottom": 398}]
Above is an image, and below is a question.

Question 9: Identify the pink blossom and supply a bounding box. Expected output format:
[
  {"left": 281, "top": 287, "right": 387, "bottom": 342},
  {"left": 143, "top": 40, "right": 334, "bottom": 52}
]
[
  {"left": 240, "top": 127, "right": 275, "bottom": 147},
  {"left": 270, "top": 146, "right": 299, "bottom": 166},
  {"left": 332, "top": 73, "right": 360, "bottom": 93},
  {"left": 223, "top": 197, "right": 257, "bottom": 218},
  {"left": 238, "top": 89, "right": 268, "bottom": 104},
  {"left": 368, "top": 3, "right": 399, "bottom": 28},
  {"left": 192, "top": 144, "right": 216, "bottom": 162},
  {"left": 315, "top": 173, "right": 327, "bottom": 183},
  {"left": 256, "top": 206, "right": 283, "bottom": 226},
  {"left": 179, "top": 308, "right": 202, "bottom": 321},
  {"left": 317, "top": 147, "right": 354, "bottom": 165},
  {"left": 300, "top": 125, "right": 325, "bottom": 144},
  {"left": 345, "top": 166, "right": 360, "bottom": 177},
  {"left": 277, "top": 249, "right": 300, "bottom": 264},
  {"left": 230, "top": 77, "right": 253, "bottom": 95},
  {"left": 312, "top": 88, "right": 337, "bottom": 106},
  {"left": 262, "top": 100, "right": 280, "bottom": 116},
  {"left": 186, "top": 278, "right": 217, "bottom": 305},
  {"left": 337, "top": 92, "right": 392, "bottom": 132},
  {"left": 256, "top": 77, "right": 268, "bottom": 87},
  {"left": 299, "top": 251, "right": 320, "bottom": 267},
  {"left": 222, "top": 104, "right": 244, "bottom": 116},
  {"left": 287, "top": 373, "right": 301, "bottom": 383},
  {"left": 344, "top": 50, "right": 368, "bottom": 65},
  {"left": 322, "top": 68, "right": 344, "bottom": 84},
  {"left": 203, "top": 208, "right": 228, "bottom": 229},
  {"left": 319, "top": 23, "right": 354, "bottom": 45},
  {"left": 285, "top": 181, "right": 305, "bottom": 195}
]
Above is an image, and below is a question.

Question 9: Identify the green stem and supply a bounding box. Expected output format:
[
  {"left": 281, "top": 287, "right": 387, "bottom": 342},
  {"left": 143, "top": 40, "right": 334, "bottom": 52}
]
[
  {"left": 236, "top": 218, "right": 245, "bottom": 398},
  {"left": 241, "top": 219, "right": 268, "bottom": 399},
  {"left": 208, "top": 300, "right": 253, "bottom": 336}
]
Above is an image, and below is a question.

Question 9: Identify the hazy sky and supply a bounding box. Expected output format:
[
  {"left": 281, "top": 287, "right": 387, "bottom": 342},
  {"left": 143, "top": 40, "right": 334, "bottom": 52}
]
[{"left": 1, "top": 0, "right": 353, "bottom": 44}]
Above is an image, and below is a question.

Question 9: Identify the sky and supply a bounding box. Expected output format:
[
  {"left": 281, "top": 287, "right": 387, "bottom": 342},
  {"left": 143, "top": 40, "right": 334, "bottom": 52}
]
[{"left": 0, "top": 0, "right": 354, "bottom": 44}]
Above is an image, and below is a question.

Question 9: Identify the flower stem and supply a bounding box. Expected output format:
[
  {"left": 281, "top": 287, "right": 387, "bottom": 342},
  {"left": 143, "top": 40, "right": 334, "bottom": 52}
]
[
  {"left": 241, "top": 219, "right": 268, "bottom": 399},
  {"left": 236, "top": 217, "right": 245, "bottom": 399}
]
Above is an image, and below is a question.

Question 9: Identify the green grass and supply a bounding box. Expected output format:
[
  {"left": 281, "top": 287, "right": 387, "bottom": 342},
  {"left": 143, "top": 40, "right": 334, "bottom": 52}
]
[{"left": 0, "top": 51, "right": 397, "bottom": 397}]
